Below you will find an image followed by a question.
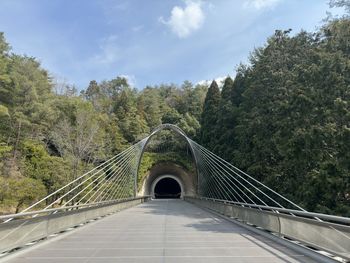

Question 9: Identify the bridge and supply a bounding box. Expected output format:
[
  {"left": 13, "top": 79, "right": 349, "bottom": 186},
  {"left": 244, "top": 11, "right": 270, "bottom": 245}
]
[{"left": 0, "top": 124, "right": 349, "bottom": 263}]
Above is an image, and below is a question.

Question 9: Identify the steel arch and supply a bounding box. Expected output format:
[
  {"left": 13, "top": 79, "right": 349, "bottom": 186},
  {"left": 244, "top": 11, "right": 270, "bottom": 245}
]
[{"left": 135, "top": 124, "right": 199, "bottom": 196}]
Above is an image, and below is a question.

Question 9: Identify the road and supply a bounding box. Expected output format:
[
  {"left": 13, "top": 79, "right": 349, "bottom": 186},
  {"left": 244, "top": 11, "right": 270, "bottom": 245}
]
[{"left": 2, "top": 199, "right": 318, "bottom": 263}]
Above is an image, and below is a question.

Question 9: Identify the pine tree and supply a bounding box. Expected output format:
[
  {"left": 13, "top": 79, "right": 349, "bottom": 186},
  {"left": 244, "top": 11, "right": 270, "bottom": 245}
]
[
  {"left": 200, "top": 81, "right": 220, "bottom": 149},
  {"left": 214, "top": 77, "right": 236, "bottom": 158}
]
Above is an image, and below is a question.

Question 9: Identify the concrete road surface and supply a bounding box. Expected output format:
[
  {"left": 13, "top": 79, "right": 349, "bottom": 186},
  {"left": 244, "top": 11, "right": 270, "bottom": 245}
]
[{"left": 2, "top": 199, "right": 319, "bottom": 263}]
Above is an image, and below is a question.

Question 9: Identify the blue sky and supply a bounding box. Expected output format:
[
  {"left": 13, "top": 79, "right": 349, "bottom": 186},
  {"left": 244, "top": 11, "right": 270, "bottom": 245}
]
[{"left": 0, "top": 0, "right": 344, "bottom": 90}]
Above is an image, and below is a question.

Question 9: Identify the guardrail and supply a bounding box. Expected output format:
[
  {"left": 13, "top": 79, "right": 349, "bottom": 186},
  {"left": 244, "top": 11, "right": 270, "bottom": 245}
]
[
  {"left": 0, "top": 196, "right": 151, "bottom": 254},
  {"left": 185, "top": 196, "right": 350, "bottom": 261}
]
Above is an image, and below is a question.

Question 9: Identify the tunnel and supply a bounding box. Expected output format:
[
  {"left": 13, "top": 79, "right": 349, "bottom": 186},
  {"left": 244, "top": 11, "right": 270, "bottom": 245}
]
[
  {"left": 154, "top": 177, "right": 181, "bottom": 199},
  {"left": 137, "top": 162, "right": 196, "bottom": 198}
]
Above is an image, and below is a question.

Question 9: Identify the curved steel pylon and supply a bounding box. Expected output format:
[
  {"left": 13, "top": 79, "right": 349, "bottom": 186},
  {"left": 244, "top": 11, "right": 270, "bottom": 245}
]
[{"left": 134, "top": 123, "right": 200, "bottom": 196}]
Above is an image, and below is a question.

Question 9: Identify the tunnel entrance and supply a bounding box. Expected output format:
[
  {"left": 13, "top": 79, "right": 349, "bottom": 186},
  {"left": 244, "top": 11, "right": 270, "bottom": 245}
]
[{"left": 154, "top": 177, "right": 181, "bottom": 199}]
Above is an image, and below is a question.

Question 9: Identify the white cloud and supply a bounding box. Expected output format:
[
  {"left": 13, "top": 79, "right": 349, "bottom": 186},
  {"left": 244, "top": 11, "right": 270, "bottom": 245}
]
[
  {"left": 243, "top": 0, "right": 281, "bottom": 10},
  {"left": 92, "top": 35, "right": 120, "bottom": 64},
  {"left": 197, "top": 76, "right": 227, "bottom": 88},
  {"left": 159, "top": 0, "right": 205, "bottom": 38},
  {"left": 120, "top": 74, "right": 137, "bottom": 87}
]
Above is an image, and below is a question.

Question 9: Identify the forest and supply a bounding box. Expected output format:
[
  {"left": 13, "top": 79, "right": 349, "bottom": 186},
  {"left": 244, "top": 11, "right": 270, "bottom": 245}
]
[{"left": 0, "top": 5, "right": 349, "bottom": 216}]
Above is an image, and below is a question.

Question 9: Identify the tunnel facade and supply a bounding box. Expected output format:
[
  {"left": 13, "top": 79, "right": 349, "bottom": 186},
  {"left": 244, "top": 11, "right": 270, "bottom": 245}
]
[
  {"left": 136, "top": 124, "right": 198, "bottom": 198},
  {"left": 138, "top": 162, "right": 196, "bottom": 198}
]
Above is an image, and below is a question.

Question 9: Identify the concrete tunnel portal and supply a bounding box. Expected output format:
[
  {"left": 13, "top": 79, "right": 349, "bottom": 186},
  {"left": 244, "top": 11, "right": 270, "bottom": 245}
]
[
  {"left": 136, "top": 124, "right": 198, "bottom": 199},
  {"left": 138, "top": 162, "right": 196, "bottom": 199}
]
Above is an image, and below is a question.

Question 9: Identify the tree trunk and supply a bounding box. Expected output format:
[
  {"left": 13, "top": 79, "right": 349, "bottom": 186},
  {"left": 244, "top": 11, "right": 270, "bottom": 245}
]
[{"left": 16, "top": 199, "right": 23, "bottom": 213}]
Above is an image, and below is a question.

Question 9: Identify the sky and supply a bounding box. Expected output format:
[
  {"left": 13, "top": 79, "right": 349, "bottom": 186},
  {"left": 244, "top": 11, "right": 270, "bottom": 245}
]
[{"left": 0, "top": 0, "right": 345, "bottom": 90}]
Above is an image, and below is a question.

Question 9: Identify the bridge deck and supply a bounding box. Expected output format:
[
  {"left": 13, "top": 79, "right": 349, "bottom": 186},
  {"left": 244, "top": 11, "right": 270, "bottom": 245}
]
[{"left": 3, "top": 200, "right": 318, "bottom": 263}]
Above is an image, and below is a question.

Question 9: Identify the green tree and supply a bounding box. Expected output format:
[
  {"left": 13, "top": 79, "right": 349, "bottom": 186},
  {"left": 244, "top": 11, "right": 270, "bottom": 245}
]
[
  {"left": 51, "top": 101, "right": 105, "bottom": 178},
  {"left": 200, "top": 81, "right": 220, "bottom": 149},
  {"left": 0, "top": 176, "right": 46, "bottom": 213},
  {"left": 0, "top": 33, "right": 11, "bottom": 105}
]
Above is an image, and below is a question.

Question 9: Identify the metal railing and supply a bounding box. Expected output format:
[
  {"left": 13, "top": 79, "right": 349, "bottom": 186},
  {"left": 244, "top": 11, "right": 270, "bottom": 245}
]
[
  {"left": 185, "top": 196, "right": 350, "bottom": 262},
  {"left": 0, "top": 196, "right": 150, "bottom": 254}
]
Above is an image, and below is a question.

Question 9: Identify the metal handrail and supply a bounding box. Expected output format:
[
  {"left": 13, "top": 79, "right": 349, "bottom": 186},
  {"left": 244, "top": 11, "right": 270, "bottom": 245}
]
[
  {"left": 186, "top": 196, "right": 350, "bottom": 262},
  {"left": 190, "top": 196, "right": 350, "bottom": 225},
  {"left": 0, "top": 196, "right": 151, "bottom": 221},
  {"left": 0, "top": 196, "right": 151, "bottom": 255}
]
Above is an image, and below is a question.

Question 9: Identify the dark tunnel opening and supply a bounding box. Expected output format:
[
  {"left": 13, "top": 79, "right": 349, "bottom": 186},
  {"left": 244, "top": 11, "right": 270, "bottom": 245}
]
[{"left": 154, "top": 177, "right": 181, "bottom": 199}]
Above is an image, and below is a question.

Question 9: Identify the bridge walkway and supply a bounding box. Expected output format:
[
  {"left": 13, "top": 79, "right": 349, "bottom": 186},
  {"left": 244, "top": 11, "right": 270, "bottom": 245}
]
[{"left": 3, "top": 200, "right": 318, "bottom": 263}]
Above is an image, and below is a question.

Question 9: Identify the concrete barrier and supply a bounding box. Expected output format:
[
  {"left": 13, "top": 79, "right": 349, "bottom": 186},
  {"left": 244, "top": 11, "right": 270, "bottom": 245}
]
[
  {"left": 0, "top": 197, "right": 150, "bottom": 254},
  {"left": 185, "top": 196, "right": 350, "bottom": 261}
]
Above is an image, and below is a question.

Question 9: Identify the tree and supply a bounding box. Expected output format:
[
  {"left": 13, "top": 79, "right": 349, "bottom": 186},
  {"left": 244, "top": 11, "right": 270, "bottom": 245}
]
[
  {"left": 161, "top": 108, "right": 182, "bottom": 124},
  {"left": 329, "top": 0, "right": 350, "bottom": 14},
  {"left": 21, "top": 140, "right": 71, "bottom": 195},
  {"left": 178, "top": 113, "right": 200, "bottom": 138},
  {"left": 0, "top": 33, "right": 11, "bottom": 105},
  {"left": 139, "top": 87, "right": 162, "bottom": 129},
  {"left": 200, "top": 81, "right": 220, "bottom": 149},
  {"left": 0, "top": 176, "right": 46, "bottom": 213},
  {"left": 199, "top": 18, "right": 350, "bottom": 215},
  {"left": 51, "top": 101, "right": 104, "bottom": 178},
  {"left": 213, "top": 77, "right": 237, "bottom": 158}
]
